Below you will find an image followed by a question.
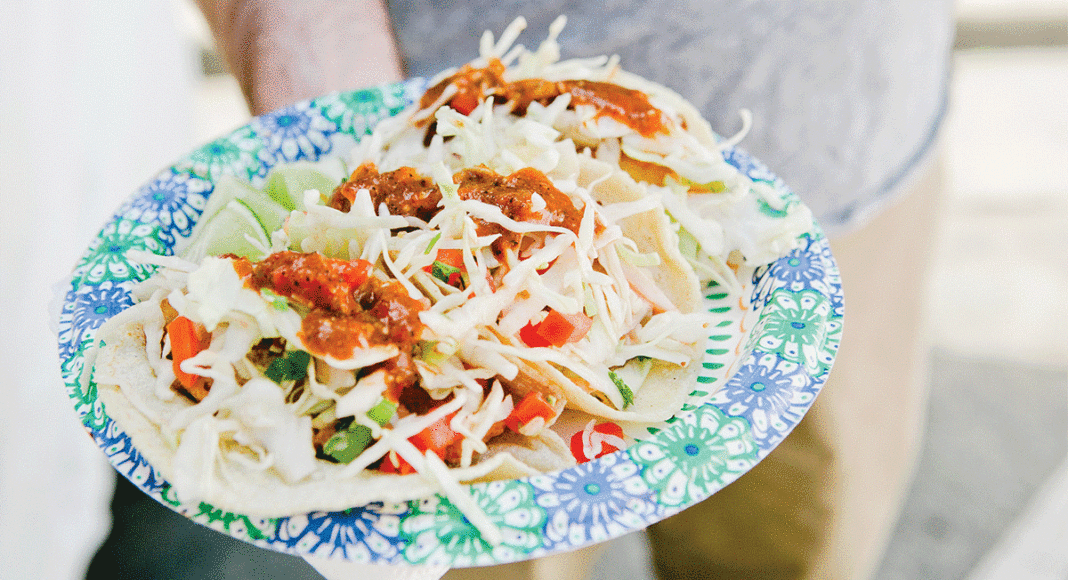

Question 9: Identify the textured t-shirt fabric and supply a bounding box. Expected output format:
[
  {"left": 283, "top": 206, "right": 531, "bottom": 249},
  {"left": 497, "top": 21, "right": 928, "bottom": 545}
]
[{"left": 385, "top": 0, "right": 952, "bottom": 235}]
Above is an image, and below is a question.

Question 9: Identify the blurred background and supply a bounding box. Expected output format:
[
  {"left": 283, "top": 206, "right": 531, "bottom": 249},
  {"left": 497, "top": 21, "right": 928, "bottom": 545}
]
[{"left": 1, "top": 0, "right": 1065, "bottom": 578}]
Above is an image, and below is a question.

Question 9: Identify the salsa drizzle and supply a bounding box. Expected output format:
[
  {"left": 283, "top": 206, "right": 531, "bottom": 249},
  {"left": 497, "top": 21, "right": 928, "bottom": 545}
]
[
  {"left": 417, "top": 57, "right": 669, "bottom": 138},
  {"left": 329, "top": 163, "right": 583, "bottom": 257}
]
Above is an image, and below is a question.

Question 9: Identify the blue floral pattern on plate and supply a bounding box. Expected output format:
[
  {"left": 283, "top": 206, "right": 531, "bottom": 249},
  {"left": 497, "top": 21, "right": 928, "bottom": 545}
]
[
  {"left": 712, "top": 351, "right": 818, "bottom": 453},
  {"left": 274, "top": 504, "right": 406, "bottom": 562},
  {"left": 57, "top": 281, "right": 134, "bottom": 359},
  {"left": 96, "top": 420, "right": 168, "bottom": 495},
  {"left": 57, "top": 81, "right": 843, "bottom": 567},
  {"left": 722, "top": 146, "right": 777, "bottom": 184},
  {"left": 532, "top": 453, "right": 654, "bottom": 549},
  {"left": 118, "top": 169, "right": 213, "bottom": 247},
  {"left": 253, "top": 101, "right": 339, "bottom": 165}
]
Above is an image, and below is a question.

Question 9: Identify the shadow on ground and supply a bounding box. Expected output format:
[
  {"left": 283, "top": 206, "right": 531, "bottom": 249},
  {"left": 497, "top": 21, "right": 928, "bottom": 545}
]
[{"left": 875, "top": 349, "right": 1067, "bottom": 580}]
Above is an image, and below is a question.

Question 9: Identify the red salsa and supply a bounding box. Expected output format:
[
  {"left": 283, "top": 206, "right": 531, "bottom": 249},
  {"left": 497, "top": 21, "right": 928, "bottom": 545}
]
[
  {"left": 454, "top": 166, "right": 583, "bottom": 256},
  {"left": 248, "top": 251, "right": 371, "bottom": 315},
  {"left": 556, "top": 80, "right": 666, "bottom": 138},
  {"left": 234, "top": 251, "right": 426, "bottom": 379},
  {"left": 329, "top": 162, "right": 442, "bottom": 222},
  {"left": 418, "top": 58, "right": 669, "bottom": 138},
  {"left": 246, "top": 163, "right": 586, "bottom": 463},
  {"left": 419, "top": 58, "right": 508, "bottom": 116},
  {"left": 329, "top": 164, "right": 585, "bottom": 258}
]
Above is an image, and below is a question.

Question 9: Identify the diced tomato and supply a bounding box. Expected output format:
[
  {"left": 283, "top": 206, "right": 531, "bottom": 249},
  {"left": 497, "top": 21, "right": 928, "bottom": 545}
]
[
  {"left": 505, "top": 391, "right": 557, "bottom": 435},
  {"left": 569, "top": 421, "right": 625, "bottom": 463},
  {"left": 532, "top": 311, "right": 572, "bottom": 347},
  {"left": 437, "top": 247, "right": 494, "bottom": 291},
  {"left": 435, "top": 249, "right": 465, "bottom": 270},
  {"left": 410, "top": 412, "right": 461, "bottom": 457},
  {"left": 519, "top": 321, "right": 552, "bottom": 347},
  {"left": 167, "top": 316, "right": 211, "bottom": 396},
  {"left": 558, "top": 311, "right": 593, "bottom": 343},
  {"left": 377, "top": 411, "right": 462, "bottom": 474},
  {"left": 519, "top": 309, "right": 593, "bottom": 348},
  {"left": 378, "top": 451, "right": 416, "bottom": 475},
  {"left": 450, "top": 91, "right": 480, "bottom": 115},
  {"left": 423, "top": 249, "right": 467, "bottom": 288}
]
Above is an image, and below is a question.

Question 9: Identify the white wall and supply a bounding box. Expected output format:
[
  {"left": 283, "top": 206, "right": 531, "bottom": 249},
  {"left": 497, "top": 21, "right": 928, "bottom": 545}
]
[{"left": 0, "top": 1, "right": 199, "bottom": 577}]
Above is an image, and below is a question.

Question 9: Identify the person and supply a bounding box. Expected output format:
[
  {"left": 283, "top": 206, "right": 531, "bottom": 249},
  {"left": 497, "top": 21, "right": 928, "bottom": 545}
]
[{"left": 191, "top": 2, "right": 953, "bottom": 578}]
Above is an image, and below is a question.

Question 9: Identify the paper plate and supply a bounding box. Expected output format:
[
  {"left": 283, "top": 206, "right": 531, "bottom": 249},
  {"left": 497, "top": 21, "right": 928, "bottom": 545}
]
[{"left": 57, "top": 79, "right": 843, "bottom": 567}]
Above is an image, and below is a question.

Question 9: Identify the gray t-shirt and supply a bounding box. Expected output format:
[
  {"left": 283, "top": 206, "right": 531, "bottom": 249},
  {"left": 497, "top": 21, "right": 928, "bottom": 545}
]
[{"left": 386, "top": 0, "right": 952, "bottom": 235}]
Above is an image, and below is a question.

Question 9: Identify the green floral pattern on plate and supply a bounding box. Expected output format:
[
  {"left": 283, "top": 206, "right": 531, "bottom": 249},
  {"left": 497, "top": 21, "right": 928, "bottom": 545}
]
[
  {"left": 178, "top": 125, "right": 268, "bottom": 183},
  {"left": 401, "top": 480, "right": 546, "bottom": 567},
  {"left": 749, "top": 288, "right": 842, "bottom": 376},
  {"left": 629, "top": 405, "right": 758, "bottom": 507},
  {"left": 318, "top": 84, "right": 410, "bottom": 136},
  {"left": 159, "top": 485, "right": 279, "bottom": 542},
  {"left": 72, "top": 218, "right": 164, "bottom": 286}
]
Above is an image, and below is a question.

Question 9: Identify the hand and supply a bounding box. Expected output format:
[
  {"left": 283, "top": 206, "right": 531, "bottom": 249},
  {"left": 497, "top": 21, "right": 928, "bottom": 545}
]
[{"left": 195, "top": 0, "right": 404, "bottom": 115}]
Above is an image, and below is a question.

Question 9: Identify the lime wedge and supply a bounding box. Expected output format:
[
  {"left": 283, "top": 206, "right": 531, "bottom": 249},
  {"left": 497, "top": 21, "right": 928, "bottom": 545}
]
[
  {"left": 177, "top": 157, "right": 347, "bottom": 261},
  {"left": 180, "top": 175, "right": 287, "bottom": 260},
  {"left": 264, "top": 158, "right": 347, "bottom": 211},
  {"left": 182, "top": 199, "right": 271, "bottom": 261}
]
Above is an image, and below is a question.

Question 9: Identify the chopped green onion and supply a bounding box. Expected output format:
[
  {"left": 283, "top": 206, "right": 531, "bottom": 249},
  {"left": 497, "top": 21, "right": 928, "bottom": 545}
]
[
  {"left": 608, "top": 370, "right": 634, "bottom": 410},
  {"left": 259, "top": 288, "right": 290, "bottom": 312},
  {"left": 367, "top": 398, "right": 397, "bottom": 426},
  {"left": 265, "top": 350, "right": 311, "bottom": 384},
  {"left": 612, "top": 357, "right": 654, "bottom": 404},
  {"left": 323, "top": 424, "right": 373, "bottom": 464},
  {"left": 430, "top": 261, "right": 463, "bottom": 287},
  {"left": 415, "top": 340, "right": 449, "bottom": 366},
  {"left": 424, "top": 232, "right": 442, "bottom": 254}
]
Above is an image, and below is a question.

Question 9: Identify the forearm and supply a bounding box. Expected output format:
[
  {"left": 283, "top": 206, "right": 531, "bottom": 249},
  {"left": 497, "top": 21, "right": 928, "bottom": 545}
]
[{"left": 196, "top": 0, "right": 404, "bottom": 115}]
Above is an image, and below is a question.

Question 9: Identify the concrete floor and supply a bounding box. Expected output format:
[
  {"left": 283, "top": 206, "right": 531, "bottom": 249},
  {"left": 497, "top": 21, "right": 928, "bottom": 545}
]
[{"left": 875, "top": 351, "right": 1067, "bottom": 580}]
